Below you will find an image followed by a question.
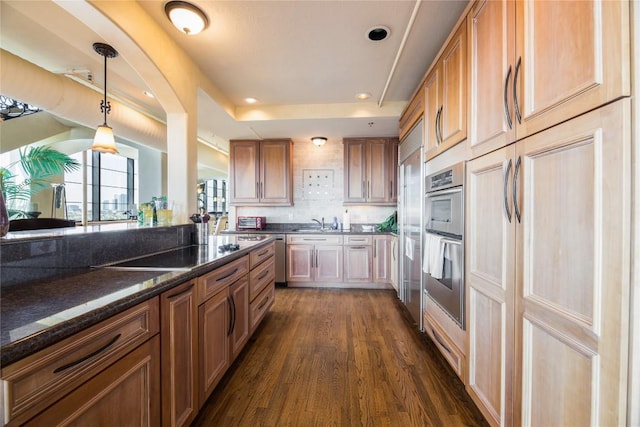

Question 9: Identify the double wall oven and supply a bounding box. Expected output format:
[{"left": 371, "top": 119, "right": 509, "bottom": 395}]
[{"left": 423, "top": 162, "right": 465, "bottom": 328}]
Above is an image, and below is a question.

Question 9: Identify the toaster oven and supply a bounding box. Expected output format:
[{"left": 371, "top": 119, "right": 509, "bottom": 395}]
[{"left": 237, "top": 216, "right": 266, "bottom": 230}]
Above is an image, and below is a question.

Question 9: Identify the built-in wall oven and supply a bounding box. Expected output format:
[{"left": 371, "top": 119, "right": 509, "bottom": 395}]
[{"left": 423, "top": 162, "right": 465, "bottom": 328}]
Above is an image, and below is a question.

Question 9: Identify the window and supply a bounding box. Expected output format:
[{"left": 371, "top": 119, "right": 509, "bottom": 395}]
[{"left": 204, "top": 179, "right": 228, "bottom": 215}]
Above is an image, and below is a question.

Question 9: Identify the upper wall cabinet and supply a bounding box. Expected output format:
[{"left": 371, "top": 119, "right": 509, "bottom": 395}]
[
  {"left": 229, "top": 139, "right": 293, "bottom": 206},
  {"left": 399, "top": 89, "right": 424, "bottom": 142},
  {"left": 424, "top": 19, "right": 468, "bottom": 162},
  {"left": 343, "top": 137, "right": 398, "bottom": 205},
  {"left": 468, "top": 0, "right": 630, "bottom": 159}
]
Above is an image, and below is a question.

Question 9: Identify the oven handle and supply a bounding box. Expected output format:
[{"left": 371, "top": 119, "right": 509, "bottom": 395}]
[{"left": 425, "top": 187, "right": 462, "bottom": 197}]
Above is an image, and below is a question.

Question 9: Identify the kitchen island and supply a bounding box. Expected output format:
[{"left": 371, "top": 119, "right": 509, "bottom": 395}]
[{"left": 1, "top": 226, "right": 276, "bottom": 426}]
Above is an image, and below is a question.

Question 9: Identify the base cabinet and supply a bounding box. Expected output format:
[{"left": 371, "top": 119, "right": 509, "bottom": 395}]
[
  {"left": 24, "top": 336, "right": 160, "bottom": 426},
  {"left": 287, "top": 235, "right": 344, "bottom": 283},
  {"left": 373, "top": 236, "right": 392, "bottom": 284}
]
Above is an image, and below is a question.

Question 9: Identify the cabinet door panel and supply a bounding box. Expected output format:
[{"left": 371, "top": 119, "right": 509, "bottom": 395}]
[
  {"left": 230, "top": 141, "right": 259, "bottom": 204},
  {"left": 286, "top": 244, "right": 313, "bottom": 282},
  {"left": 344, "top": 141, "right": 366, "bottom": 203},
  {"left": 469, "top": 0, "right": 516, "bottom": 159},
  {"left": 514, "top": 100, "right": 630, "bottom": 426},
  {"left": 466, "top": 146, "right": 515, "bottom": 427},
  {"left": 260, "top": 140, "right": 292, "bottom": 204},
  {"left": 161, "top": 282, "right": 197, "bottom": 427},
  {"left": 198, "top": 290, "right": 229, "bottom": 404},
  {"left": 424, "top": 69, "right": 440, "bottom": 157},
  {"left": 373, "top": 236, "right": 391, "bottom": 284},
  {"left": 316, "top": 245, "right": 343, "bottom": 282},
  {"left": 515, "top": 0, "right": 629, "bottom": 137},
  {"left": 229, "top": 277, "right": 250, "bottom": 361},
  {"left": 367, "top": 140, "right": 389, "bottom": 202},
  {"left": 440, "top": 21, "right": 467, "bottom": 147},
  {"left": 344, "top": 245, "right": 372, "bottom": 282}
]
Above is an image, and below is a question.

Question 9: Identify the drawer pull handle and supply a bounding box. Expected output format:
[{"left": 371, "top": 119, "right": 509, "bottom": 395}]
[
  {"left": 53, "top": 333, "right": 121, "bottom": 374},
  {"left": 257, "top": 270, "right": 269, "bottom": 281},
  {"left": 303, "top": 238, "right": 326, "bottom": 241},
  {"left": 350, "top": 246, "right": 366, "bottom": 249},
  {"left": 217, "top": 268, "right": 239, "bottom": 282},
  {"left": 351, "top": 238, "right": 366, "bottom": 241},
  {"left": 257, "top": 249, "right": 269, "bottom": 256},
  {"left": 431, "top": 328, "right": 452, "bottom": 354},
  {"left": 257, "top": 295, "right": 270, "bottom": 310}
]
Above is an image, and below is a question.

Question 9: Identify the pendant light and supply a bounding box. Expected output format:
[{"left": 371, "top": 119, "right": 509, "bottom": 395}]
[
  {"left": 311, "top": 136, "right": 327, "bottom": 147},
  {"left": 92, "top": 42, "right": 119, "bottom": 155}
]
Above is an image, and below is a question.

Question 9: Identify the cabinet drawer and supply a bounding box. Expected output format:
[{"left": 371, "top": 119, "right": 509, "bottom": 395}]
[
  {"left": 1, "top": 298, "right": 159, "bottom": 426},
  {"left": 250, "top": 284, "right": 275, "bottom": 333},
  {"left": 250, "top": 242, "right": 275, "bottom": 269},
  {"left": 287, "top": 235, "right": 343, "bottom": 245},
  {"left": 423, "top": 311, "right": 465, "bottom": 380},
  {"left": 249, "top": 256, "right": 275, "bottom": 301},
  {"left": 197, "top": 255, "right": 249, "bottom": 304},
  {"left": 345, "top": 235, "right": 372, "bottom": 245}
]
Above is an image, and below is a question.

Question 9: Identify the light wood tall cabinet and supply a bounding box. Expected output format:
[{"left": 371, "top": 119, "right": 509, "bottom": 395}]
[
  {"left": 466, "top": 100, "right": 631, "bottom": 427},
  {"left": 161, "top": 280, "right": 198, "bottom": 427},
  {"left": 373, "top": 235, "right": 391, "bottom": 284},
  {"left": 229, "top": 139, "right": 293, "bottom": 206},
  {"left": 343, "top": 138, "right": 398, "bottom": 205},
  {"left": 424, "top": 19, "right": 467, "bottom": 161},
  {"left": 468, "top": 0, "right": 630, "bottom": 159}
]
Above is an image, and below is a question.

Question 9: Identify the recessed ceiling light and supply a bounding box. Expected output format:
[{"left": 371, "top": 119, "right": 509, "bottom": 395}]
[
  {"left": 355, "top": 92, "right": 371, "bottom": 100},
  {"left": 143, "top": 91, "right": 155, "bottom": 98},
  {"left": 366, "top": 26, "right": 390, "bottom": 42},
  {"left": 245, "top": 97, "right": 258, "bottom": 104}
]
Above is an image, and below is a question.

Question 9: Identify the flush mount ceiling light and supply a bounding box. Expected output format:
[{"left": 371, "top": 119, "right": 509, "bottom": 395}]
[
  {"left": 311, "top": 136, "right": 327, "bottom": 147},
  {"left": 92, "top": 42, "right": 119, "bottom": 155},
  {"left": 366, "top": 26, "right": 390, "bottom": 41},
  {"left": 245, "top": 97, "right": 258, "bottom": 104},
  {"left": 165, "top": 1, "right": 209, "bottom": 35},
  {"left": 355, "top": 92, "right": 371, "bottom": 101}
]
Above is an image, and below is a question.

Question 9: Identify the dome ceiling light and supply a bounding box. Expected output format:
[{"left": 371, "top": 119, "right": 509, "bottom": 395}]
[
  {"left": 311, "top": 137, "right": 327, "bottom": 147},
  {"left": 366, "top": 26, "right": 390, "bottom": 42},
  {"left": 165, "top": 1, "right": 209, "bottom": 35},
  {"left": 91, "top": 42, "right": 119, "bottom": 155}
]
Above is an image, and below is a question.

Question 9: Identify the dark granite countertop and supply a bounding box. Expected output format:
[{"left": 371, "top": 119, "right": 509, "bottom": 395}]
[{"left": 1, "top": 235, "right": 275, "bottom": 366}]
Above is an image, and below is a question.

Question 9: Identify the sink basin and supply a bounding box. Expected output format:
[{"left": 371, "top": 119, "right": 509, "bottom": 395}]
[{"left": 291, "top": 228, "right": 324, "bottom": 232}]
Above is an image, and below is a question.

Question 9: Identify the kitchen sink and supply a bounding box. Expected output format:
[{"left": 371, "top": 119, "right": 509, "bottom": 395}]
[{"left": 291, "top": 228, "right": 324, "bottom": 232}]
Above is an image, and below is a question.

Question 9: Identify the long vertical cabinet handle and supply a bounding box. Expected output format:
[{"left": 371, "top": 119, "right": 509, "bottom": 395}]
[
  {"left": 227, "top": 296, "right": 234, "bottom": 336},
  {"left": 438, "top": 106, "right": 444, "bottom": 144},
  {"left": 435, "top": 107, "right": 442, "bottom": 145},
  {"left": 513, "top": 156, "right": 522, "bottom": 223},
  {"left": 315, "top": 249, "right": 318, "bottom": 270},
  {"left": 503, "top": 65, "right": 513, "bottom": 129},
  {"left": 513, "top": 57, "right": 522, "bottom": 124},
  {"left": 504, "top": 159, "right": 513, "bottom": 223},
  {"left": 256, "top": 182, "right": 259, "bottom": 198}
]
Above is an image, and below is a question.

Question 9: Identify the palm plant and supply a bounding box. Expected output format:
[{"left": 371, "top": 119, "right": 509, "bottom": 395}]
[{"left": 0, "top": 146, "right": 80, "bottom": 219}]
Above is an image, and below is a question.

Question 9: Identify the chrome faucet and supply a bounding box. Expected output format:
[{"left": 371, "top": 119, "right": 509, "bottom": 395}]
[{"left": 311, "top": 217, "right": 324, "bottom": 228}]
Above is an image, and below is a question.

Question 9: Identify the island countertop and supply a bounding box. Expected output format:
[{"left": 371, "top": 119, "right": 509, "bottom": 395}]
[{"left": 1, "top": 234, "right": 275, "bottom": 366}]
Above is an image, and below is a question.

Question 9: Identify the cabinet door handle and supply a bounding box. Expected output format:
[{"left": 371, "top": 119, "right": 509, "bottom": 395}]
[
  {"left": 256, "top": 182, "right": 259, "bottom": 198},
  {"left": 227, "top": 296, "right": 234, "bottom": 336},
  {"left": 513, "top": 57, "right": 522, "bottom": 124},
  {"left": 53, "top": 333, "right": 121, "bottom": 373},
  {"left": 504, "top": 158, "right": 513, "bottom": 223},
  {"left": 503, "top": 65, "right": 513, "bottom": 129},
  {"left": 431, "top": 327, "right": 452, "bottom": 354},
  {"left": 390, "top": 180, "right": 393, "bottom": 199},
  {"left": 257, "top": 294, "right": 270, "bottom": 310},
  {"left": 315, "top": 249, "right": 318, "bottom": 270},
  {"left": 374, "top": 242, "right": 377, "bottom": 258},
  {"left": 257, "top": 269, "right": 269, "bottom": 281},
  {"left": 513, "top": 156, "right": 522, "bottom": 223},
  {"left": 310, "top": 250, "right": 314, "bottom": 268},
  {"left": 368, "top": 181, "right": 370, "bottom": 199},
  {"left": 362, "top": 180, "right": 366, "bottom": 199},
  {"left": 216, "top": 268, "right": 239, "bottom": 282},
  {"left": 435, "top": 107, "right": 442, "bottom": 145}
]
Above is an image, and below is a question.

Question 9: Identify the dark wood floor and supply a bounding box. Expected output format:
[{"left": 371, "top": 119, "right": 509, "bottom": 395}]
[{"left": 192, "top": 287, "right": 487, "bottom": 427}]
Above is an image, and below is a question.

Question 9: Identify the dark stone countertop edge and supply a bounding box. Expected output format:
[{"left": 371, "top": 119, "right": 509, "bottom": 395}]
[{"left": 0, "top": 237, "right": 275, "bottom": 366}]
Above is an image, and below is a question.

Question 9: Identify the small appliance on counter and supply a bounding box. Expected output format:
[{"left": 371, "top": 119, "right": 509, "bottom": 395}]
[{"left": 237, "top": 216, "right": 266, "bottom": 230}]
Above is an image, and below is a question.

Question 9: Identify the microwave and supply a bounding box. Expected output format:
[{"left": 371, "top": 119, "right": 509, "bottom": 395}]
[{"left": 237, "top": 216, "right": 266, "bottom": 230}]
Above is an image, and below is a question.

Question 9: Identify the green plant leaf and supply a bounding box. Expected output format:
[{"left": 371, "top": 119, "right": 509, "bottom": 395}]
[{"left": 19, "top": 146, "right": 80, "bottom": 179}]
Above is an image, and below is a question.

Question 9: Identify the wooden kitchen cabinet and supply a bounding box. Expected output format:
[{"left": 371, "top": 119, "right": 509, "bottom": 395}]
[
  {"left": 398, "top": 89, "right": 424, "bottom": 142},
  {"left": 424, "top": 19, "right": 467, "bottom": 161},
  {"left": 161, "top": 280, "right": 198, "bottom": 427},
  {"left": 198, "top": 287, "right": 229, "bottom": 405},
  {"left": 229, "top": 276, "right": 250, "bottom": 362},
  {"left": 287, "top": 235, "right": 344, "bottom": 283},
  {"left": 373, "top": 235, "right": 391, "bottom": 284},
  {"left": 344, "top": 235, "right": 372, "bottom": 283},
  {"left": 1, "top": 299, "right": 160, "bottom": 426},
  {"left": 344, "top": 138, "right": 398, "bottom": 205},
  {"left": 24, "top": 336, "right": 160, "bottom": 427},
  {"left": 229, "top": 139, "right": 293, "bottom": 206},
  {"left": 468, "top": 0, "right": 630, "bottom": 160},
  {"left": 390, "top": 235, "right": 399, "bottom": 291},
  {"left": 466, "top": 100, "right": 631, "bottom": 427}
]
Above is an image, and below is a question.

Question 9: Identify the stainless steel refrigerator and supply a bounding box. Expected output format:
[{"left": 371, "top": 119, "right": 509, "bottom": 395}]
[{"left": 398, "top": 120, "right": 423, "bottom": 328}]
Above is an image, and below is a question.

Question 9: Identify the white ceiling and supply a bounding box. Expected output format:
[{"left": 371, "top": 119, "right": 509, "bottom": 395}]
[{"left": 1, "top": 0, "right": 467, "bottom": 152}]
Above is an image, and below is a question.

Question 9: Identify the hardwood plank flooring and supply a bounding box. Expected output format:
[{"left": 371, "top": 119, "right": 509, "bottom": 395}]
[{"left": 192, "top": 287, "right": 487, "bottom": 427}]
